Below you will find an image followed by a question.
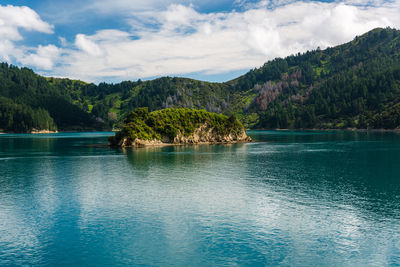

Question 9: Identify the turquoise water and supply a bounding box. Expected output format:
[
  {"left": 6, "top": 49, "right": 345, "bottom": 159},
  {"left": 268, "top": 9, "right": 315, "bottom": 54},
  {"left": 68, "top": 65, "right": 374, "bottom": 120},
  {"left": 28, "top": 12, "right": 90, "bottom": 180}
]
[{"left": 0, "top": 131, "right": 400, "bottom": 266}]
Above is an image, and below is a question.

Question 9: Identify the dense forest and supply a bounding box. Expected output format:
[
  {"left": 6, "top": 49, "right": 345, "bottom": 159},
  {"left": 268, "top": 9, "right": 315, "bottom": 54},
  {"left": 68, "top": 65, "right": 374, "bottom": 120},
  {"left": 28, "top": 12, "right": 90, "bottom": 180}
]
[
  {"left": 242, "top": 27, "right": 400, "bottom": 129},
  {"left": 0, "top": 64, "right": 106, "bottom": 132},
  {"left": 1, "top": 27, "right": 400, "bottom": 132}
]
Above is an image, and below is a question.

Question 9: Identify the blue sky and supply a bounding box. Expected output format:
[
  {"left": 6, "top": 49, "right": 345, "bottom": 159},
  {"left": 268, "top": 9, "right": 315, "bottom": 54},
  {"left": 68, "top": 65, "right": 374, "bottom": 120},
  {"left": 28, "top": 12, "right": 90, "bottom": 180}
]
[{"left": 1, "top": 0, "right": 399, "bottom": 83}]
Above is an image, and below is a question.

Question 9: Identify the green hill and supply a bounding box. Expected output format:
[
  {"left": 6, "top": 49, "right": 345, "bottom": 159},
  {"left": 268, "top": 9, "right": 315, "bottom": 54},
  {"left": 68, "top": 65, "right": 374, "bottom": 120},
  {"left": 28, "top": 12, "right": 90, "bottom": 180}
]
[
  {"left": 241, "top": 27, "right": 400, "bottom": 129},
  {"left": 1, "top": 27, "right": 400, "bottom": 132},
  {"left": 0, "top": 64, "right": 106, "bottom": 132},
  {"left": 109, "top": 108, "right": 250, "bottom": 147},
  {"left": 47, "top": 76, "right": 254, "bottom": 127}
]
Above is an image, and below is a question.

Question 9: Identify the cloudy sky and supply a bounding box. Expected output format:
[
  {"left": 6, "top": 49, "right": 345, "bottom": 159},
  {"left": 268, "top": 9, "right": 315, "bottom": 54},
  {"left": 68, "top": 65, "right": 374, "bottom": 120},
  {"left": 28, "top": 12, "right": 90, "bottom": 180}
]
[{"left": 1, "top": 0, "right": 400, "bottom": 83}]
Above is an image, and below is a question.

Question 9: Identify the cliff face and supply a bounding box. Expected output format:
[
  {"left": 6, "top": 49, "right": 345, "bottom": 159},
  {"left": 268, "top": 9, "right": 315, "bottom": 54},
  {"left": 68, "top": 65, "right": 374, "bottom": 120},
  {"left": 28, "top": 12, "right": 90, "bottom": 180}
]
[
  {"left": 172, "top": 123, "right": 251, "bottom": 144},
  {"left": 115, "top": 123, "right": 251, "bottom": 148}
]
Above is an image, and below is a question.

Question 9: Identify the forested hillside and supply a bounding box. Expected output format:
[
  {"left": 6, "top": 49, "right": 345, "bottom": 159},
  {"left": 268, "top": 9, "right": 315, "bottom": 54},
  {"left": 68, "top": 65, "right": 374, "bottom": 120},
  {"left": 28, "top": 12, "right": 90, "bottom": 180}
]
[
  {"left": 1, "top": 27, "right": 400, "bottom": 132},
  {"left": 47, "top": 76, "right": 255, "bottom": 128},
  {"left": 0, "top": 64, "right": 105, "bottom": 132},
  {"left": 239, "top": 27, "right": 400, "bottom": 129}
]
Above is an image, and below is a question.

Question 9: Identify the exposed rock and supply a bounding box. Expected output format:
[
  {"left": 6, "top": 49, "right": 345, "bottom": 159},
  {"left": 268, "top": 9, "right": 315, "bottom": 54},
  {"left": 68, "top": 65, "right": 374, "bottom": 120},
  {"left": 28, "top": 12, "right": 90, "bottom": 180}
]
[
  {"left": 30, "top": 129, "right": 58, "bottom": 134},
  {"left": 114, "top": 123, "right": 251, "bottom": 148},
  {"left": 172, "top": 123, "right": 251, "bottom": 144},
  {"left": 118, "top": 138, "right": 164, "bottom": 148}
]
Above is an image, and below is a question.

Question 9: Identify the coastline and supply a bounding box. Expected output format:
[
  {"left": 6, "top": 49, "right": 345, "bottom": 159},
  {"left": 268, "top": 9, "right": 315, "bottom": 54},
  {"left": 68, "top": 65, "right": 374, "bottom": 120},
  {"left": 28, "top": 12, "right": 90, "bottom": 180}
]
[
  {"left": 30, "top": 130, "right": 59, "bottom": 134},
  {"left": 110, "top": 139, "right": 252, "bottom": 148},
  {"left": 1, "top": 128, "right": 399, "bottom": 135},
  {"left": 250, "top": 128, "right": 400, "bottom": 133},
  {"left": 0, "top": 129, "right": 113, "bottom": 134}
]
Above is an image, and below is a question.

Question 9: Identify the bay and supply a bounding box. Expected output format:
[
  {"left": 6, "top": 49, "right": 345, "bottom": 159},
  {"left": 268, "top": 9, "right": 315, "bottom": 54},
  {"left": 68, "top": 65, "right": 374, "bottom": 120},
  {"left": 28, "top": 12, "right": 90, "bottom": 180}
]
[{"left": 0, "top": 131, "right": 400, "bottom": 266}]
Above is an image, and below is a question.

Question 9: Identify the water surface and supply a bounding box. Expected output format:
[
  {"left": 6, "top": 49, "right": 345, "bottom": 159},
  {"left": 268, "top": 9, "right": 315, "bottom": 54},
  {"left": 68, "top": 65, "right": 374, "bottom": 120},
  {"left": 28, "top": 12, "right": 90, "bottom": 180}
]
[{"left": 0, "top": 131, "right": 400, "bottom": 266}]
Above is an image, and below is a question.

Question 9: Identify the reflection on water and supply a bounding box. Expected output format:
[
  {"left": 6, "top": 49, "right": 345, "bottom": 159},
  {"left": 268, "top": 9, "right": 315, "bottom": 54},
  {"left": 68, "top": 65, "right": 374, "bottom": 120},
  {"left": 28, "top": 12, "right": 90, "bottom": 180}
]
[{"left": 0, "top": 131, "right": 400, "bottom": 266}]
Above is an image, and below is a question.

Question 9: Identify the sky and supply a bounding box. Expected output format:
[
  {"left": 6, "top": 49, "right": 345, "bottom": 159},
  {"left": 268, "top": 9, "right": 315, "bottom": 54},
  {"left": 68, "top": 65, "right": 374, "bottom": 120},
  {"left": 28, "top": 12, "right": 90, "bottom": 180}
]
[{"left": 1, "top": 0, "right": 400, "bottom": 83}]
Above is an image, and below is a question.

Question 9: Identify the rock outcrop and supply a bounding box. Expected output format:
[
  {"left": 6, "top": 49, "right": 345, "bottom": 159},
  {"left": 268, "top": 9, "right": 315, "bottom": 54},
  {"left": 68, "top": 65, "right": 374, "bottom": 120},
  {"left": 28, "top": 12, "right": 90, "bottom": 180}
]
[
  {"left": 30, "top": 129, "right": 58, "bottom": 134},
  {"left": 114, "top": 123, "right": 251, "bottom": 147}
]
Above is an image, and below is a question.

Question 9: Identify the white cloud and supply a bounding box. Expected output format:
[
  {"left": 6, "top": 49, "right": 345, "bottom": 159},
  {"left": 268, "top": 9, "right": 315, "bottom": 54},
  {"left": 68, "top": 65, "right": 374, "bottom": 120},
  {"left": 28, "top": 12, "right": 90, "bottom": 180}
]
[
  {"left": 20, "top": 45, "right": 61, "bottom": 70},
  {"left": 0, "top": 5, "right": 54, "bottom": 68},
  {"left": 0, "top": 5, "right": 53, "bottom": 36},
  {"left": 48, "top": 1, "right": 400, "bottom": 82},
  {"left": 86, "top": 0, "right": 233, "bottom": 14},
  {"left": 41, "top": 0, "right": 233, "bottom": 25},
  {"left": 2, "top": 1, "right": 400, "bottom": 82},
  {"left": 75, "top": 34, "right": 103, "bottom": 56}
]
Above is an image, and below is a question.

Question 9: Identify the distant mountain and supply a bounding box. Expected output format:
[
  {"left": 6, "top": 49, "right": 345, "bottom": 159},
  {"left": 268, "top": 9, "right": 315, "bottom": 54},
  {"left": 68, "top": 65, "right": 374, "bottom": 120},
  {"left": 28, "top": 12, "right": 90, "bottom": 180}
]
[
  {"left": 1, "top": 27, "right": 400, "bottom": 132},
  {"left": 239, "top": 27, "right": 400, "bottom": 129},
  {"left": 47, "top": 75, "right": 251, "bottom": 127}
]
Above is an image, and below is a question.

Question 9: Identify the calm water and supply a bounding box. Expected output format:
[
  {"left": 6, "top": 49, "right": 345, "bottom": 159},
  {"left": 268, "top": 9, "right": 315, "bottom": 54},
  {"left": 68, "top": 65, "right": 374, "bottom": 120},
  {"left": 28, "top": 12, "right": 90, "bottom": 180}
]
[{"left": 0, "top": 131, "right": 400, "bottom": 266}]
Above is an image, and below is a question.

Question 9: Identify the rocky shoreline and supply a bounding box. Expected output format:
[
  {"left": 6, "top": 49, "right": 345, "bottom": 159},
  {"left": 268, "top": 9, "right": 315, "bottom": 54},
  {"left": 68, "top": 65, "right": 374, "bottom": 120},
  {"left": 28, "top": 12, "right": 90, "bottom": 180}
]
[
  {"left": 30, "top": 129, "right": 58, "bottom": 134},
  {"left": 112, "top": 126, "right": 252, "bottom": 148},
  {"left": 253, "top": 128, "right": 400, "bottom": 132},
  {"left": 0, "top": 130, "right": 58, "bottom": 134}
]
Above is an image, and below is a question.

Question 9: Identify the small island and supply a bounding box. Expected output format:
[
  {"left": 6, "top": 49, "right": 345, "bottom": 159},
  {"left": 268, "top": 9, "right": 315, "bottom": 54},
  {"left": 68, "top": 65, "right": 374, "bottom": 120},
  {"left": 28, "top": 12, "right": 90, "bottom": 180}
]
[{"left": 109, "top": 108, "right": 252, "bottom": 147}]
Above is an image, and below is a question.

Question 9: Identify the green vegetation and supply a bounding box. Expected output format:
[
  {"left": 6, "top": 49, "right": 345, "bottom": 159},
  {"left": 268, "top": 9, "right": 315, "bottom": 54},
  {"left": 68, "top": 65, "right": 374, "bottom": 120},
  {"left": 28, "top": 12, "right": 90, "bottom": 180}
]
[
  {"left": 1, "top": 27, "right": 400, "bottom": 132},
  {"left": 244, "top": 27, "right": 400, "bottom": 129},
  {"left": 50, "top": 76, "right": 250, "bottom": 128},
  {"left": 57, "top": 27, "right": 400, "bottom": 130},
  {"left": 109, "top": 107, "right": 245, "bottom": 145},
  {"left": 0, "top": 97, "right": 56, "bottom": 132},
  {"left": 0, "top": 63, "right": 106, "bottom": 132}
]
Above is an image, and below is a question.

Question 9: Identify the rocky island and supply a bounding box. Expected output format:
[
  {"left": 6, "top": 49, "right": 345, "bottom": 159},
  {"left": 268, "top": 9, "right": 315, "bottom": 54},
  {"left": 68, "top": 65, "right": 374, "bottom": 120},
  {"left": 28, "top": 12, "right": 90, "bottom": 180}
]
[{"left": 109, "top": 108, "right": 251, "bottom": 147}]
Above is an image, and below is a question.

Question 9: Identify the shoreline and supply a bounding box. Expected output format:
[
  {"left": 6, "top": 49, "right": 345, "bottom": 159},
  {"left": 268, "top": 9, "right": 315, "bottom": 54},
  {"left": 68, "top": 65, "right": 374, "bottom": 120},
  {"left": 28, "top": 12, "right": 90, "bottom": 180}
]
[
  {"left": 30, "top": 130, "right": 59, "bottom": 134},
  {"left": 0, "top": 130, "right": 113, "bottom": 134},
  {"left": 250, "top": 128, "right": 400, "bottom": 133},
  {"left": 1, "top": 128, "right": 399, "bottom": 134},
  {"left": 110, "top": 139, "right": 252, "bottom": 148}
]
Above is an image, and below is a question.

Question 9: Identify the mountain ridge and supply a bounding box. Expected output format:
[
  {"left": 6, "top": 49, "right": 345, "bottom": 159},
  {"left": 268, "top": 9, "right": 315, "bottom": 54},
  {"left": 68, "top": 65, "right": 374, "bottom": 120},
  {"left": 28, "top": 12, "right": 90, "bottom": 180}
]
[{"left": 1, "top": 27, "right": 400, "bottom": 132}]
